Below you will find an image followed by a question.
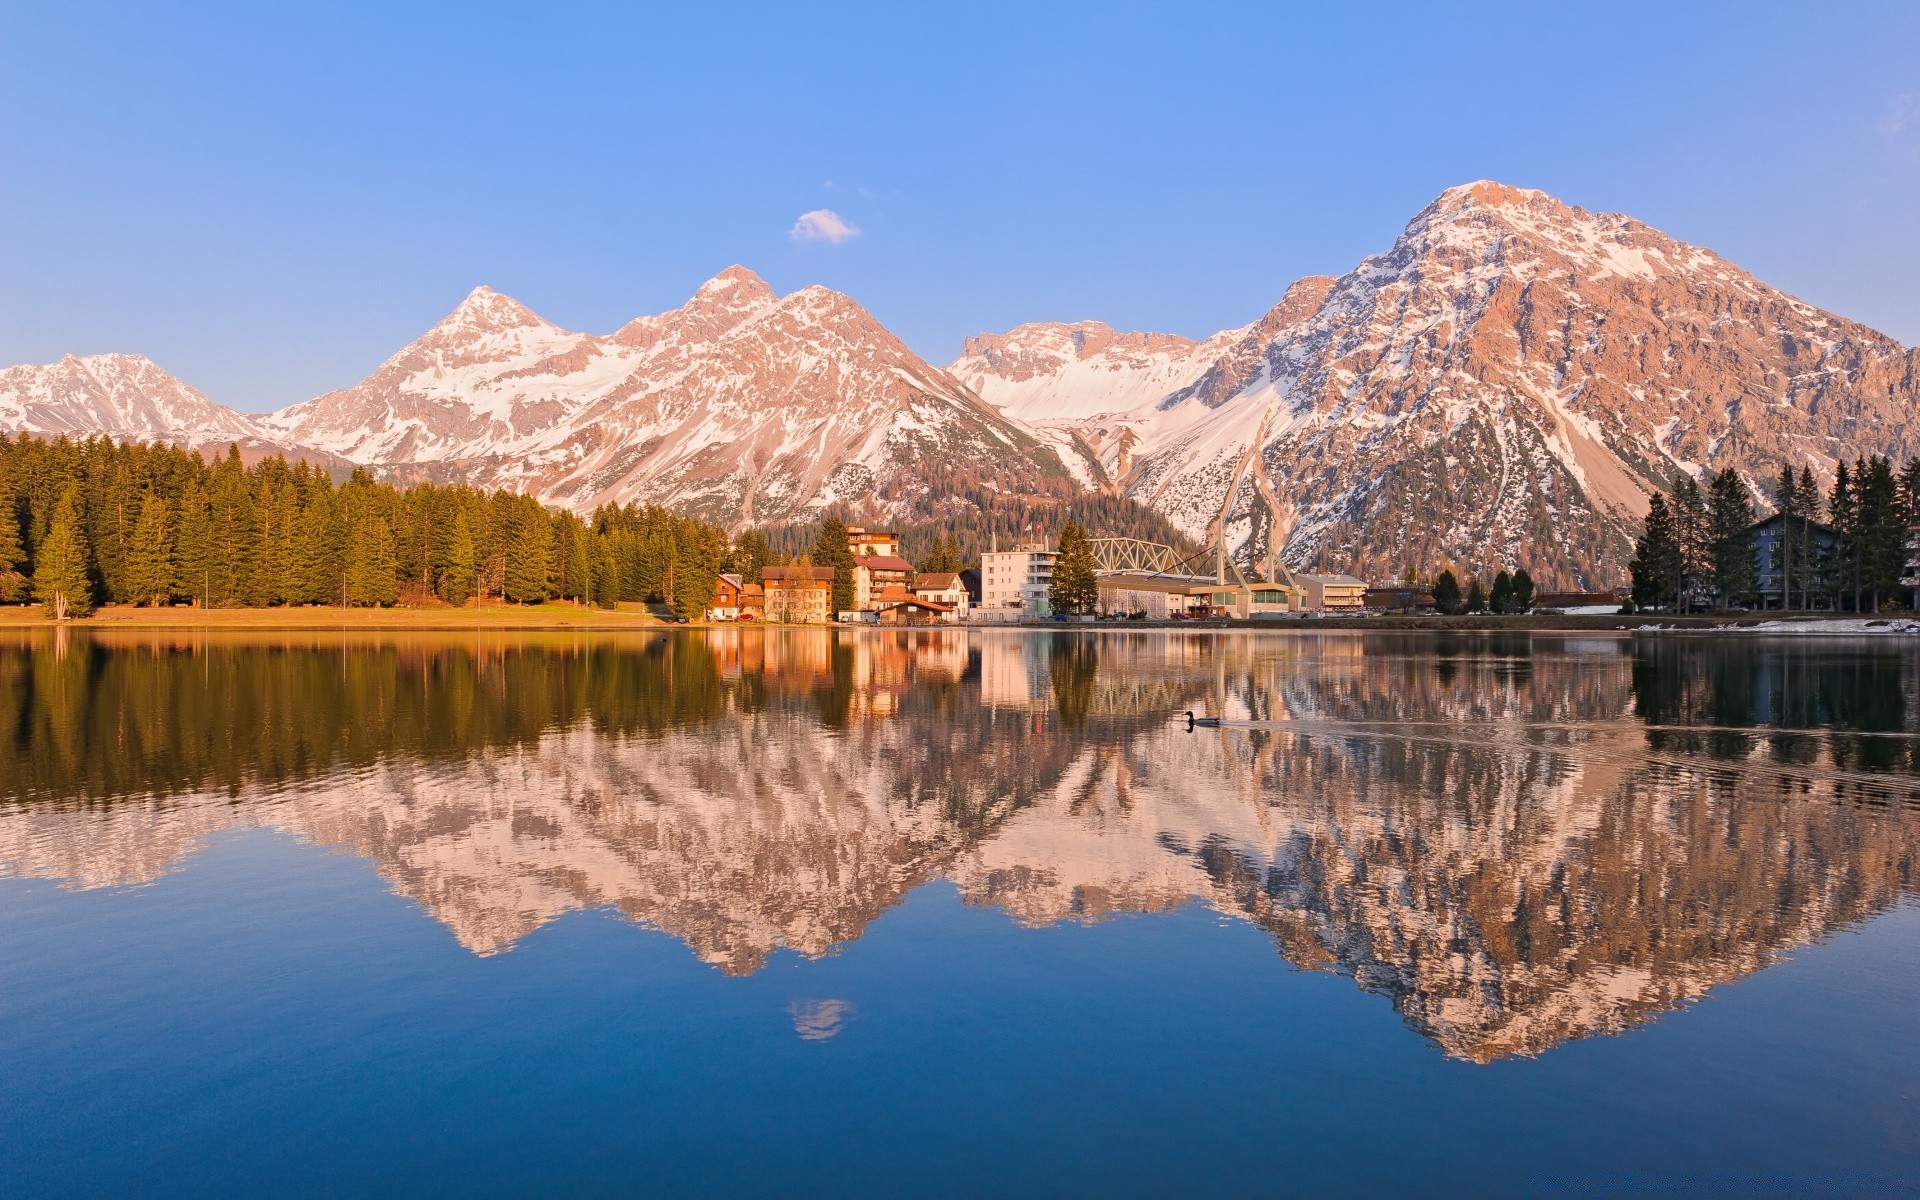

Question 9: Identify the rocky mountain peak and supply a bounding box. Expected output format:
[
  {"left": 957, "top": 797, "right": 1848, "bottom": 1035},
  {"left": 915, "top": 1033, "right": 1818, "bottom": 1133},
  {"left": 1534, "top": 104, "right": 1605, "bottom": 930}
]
[
  {"left": 437, "top": 285, "right": 554, "bottom": 336},
  {"left": 694, "top": 265, "right": 776, "bottom": 304}
]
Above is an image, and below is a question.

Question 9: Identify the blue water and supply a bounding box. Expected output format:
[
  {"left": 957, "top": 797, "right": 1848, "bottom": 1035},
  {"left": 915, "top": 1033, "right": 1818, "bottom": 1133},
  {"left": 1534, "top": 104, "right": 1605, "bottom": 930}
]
[{"left": 2, "top": 630, "right": 1918, "bottom": 1196}]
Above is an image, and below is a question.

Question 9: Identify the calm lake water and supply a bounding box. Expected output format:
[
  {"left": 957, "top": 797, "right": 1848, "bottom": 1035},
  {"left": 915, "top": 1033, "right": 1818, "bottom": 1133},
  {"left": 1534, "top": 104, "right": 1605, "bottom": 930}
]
[{"left": 2, "top": 628, "right": 1917, "bottom": 1197}]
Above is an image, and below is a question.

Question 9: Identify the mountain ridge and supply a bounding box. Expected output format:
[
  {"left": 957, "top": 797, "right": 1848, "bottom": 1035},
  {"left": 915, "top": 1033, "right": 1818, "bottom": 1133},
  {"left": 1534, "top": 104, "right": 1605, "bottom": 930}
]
[
  {"left": 5, "top": 182, "right": 1917, "bottom": 585},
  {"left": 956, "top": 180, "right": 1920, "bottom": 586}
]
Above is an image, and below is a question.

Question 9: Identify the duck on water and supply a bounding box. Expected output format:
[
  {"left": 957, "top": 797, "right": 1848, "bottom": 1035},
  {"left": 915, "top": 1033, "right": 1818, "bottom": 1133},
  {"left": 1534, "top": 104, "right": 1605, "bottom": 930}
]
[{"left": 1183, "top": 711, "right": 1221, "bottom": 729}]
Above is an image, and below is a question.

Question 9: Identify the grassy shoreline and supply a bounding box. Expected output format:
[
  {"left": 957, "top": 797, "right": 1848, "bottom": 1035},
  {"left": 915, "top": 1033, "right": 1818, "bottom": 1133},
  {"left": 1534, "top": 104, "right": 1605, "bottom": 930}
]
[{"left": 0, "top": 604, "right": 1903, "bottom": 634}]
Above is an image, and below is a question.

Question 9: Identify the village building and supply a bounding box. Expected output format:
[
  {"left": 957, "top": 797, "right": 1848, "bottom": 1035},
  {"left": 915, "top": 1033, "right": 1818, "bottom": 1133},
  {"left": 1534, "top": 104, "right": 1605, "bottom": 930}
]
[
  {"left": 1751, "top": 513, "right": 1838, "bottom": 608},
  {"left": 912, "top": 572, "right": 969, "bottom": 621},
  {"left": 873, "top": 583, "right": 953, "bottom": 625},
  {"left": 981, "top": 542, "right": 1055, "bottom": 614},
  {"left": 738, "top": 582, "right": 765, "bottom": 620},
  {"left": 761, "top": 566, "right": 834, "bottom": 623},
  {"left": 1364, "top": 585, "right": 1435, "bottom": 613},
  {"left": 708, "top": 573, "right": 747, "bottom": 621},
  {"left": 845, "top": 526, "right": 901, "bottom": 558},
  {"left": 1092, "top": 574, "right": 1297, "bottom": 619},
  {"left": 862, "top": 554, "right": 914, "bottom": 593},
  {"left": 1296, "top": 574, "right": 1368, "bottom": 613}
]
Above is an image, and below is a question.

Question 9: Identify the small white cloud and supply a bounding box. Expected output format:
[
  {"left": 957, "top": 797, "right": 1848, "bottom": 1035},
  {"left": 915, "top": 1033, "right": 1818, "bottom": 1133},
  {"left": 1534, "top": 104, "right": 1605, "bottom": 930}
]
[{"left": 790, "top": 209, "right": 860, "bottom": 245}]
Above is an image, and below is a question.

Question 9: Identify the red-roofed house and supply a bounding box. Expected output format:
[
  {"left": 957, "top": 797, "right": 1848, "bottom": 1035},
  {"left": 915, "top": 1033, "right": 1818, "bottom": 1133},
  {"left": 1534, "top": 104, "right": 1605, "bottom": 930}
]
[
  {"left": 912, "top": 572, "right": 968, "bottom": 621},
  {"left": 874, "top": 583, "right": 953, "bottom": 625},
  {"left": 852, "top": 555, "right": 915, "bottom": 611}
]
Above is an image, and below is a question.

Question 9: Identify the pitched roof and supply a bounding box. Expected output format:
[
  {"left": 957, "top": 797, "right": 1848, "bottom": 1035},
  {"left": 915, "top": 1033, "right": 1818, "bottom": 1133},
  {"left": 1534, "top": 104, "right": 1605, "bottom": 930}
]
[
  {"left": 856, "top": 555, "right": 914, "bottom": 572},
  {"left": 914, "top": 572, "right": 960, "bottom": 590},
  {"left": 876, "top": 594, "right": 953, "bottom": 613},
  {"left": 762, "top": 566, "right": 834, "bottom": 582}
]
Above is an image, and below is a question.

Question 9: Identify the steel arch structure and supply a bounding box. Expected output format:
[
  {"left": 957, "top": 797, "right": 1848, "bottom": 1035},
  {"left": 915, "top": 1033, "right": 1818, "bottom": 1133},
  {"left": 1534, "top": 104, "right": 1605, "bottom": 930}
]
[{"left": 1086, "top": 537, "right": 1203, "bottom": 577}]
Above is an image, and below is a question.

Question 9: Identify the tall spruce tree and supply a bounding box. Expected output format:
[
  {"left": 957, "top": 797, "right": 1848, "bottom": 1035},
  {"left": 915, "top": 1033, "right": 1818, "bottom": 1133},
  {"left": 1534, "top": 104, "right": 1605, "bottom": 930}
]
[
  {"left": 1490, "top": 570, "right": 1514, "bottom": 614},
  {"left": 173, "top": 480, "right": 214, "bottom": 606},
  {"left": 346, "top": 511, "right": 399, "bottom": 606},
  {"left": 728, "top": 529, "right": 772, "bottom": 580},
  {"left": 1857, "top": 456, "right": 1904, "bottom": 610},
  {"left": 814, "top": 516, "right": 857, "bottom": 615},
  {"left": 1629, "top": 494, "right": 1683, "bottom": 611},
  {"left": 0, "top": 467, "right": 26, "bottom": 602},
  {"left": 33, "top": 488, "right": 93, "bottom": 619},
  {"left": 443, "top": 511, "right": 477, "bottom": 606},
  {"left": 1827, "top": 462, "right": 1860, "bottom": 609},
  {"left": 672, "top": 522, "right": 727, "bottom": 621},
  {"left": 1432, "top": 569, "right": 1463, "bottom": 615},
  {"left": 1048, "top": 520, "right": 1098, "bottom": 616},
  {"left": 1771, "top": 464, "right": 1802, "bottom": 611},
  {"left": 1510, "top": 568, "right": 1535, "bottom": 613},
  {"left": 1706, "top": 467, "right": 1757, "bottom": 609},
  {"left": 125, "top": 492, "right": 175, "bottom": 606},
  {"left": 1671, "top": 474, "right": 1709, "bottom": 609},
  {"left": 502, "top": 495, "right": 551, "bottom": 604},
  {"left": 1795, "top": 466, "right": 1822, "bottom": 609}
]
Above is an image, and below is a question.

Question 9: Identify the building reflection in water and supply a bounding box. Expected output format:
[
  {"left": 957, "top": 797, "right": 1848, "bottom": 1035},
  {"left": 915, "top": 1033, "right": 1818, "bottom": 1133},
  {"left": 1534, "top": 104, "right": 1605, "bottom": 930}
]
[{"left": 1, "top": 628, "right": 1915, "bottom": 1062}]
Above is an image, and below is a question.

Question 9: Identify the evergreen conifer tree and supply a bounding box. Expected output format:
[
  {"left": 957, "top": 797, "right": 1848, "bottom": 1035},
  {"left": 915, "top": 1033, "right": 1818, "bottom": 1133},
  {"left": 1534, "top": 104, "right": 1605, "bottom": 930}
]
[
  {"left": 0, "top": 467, "right": 26, "bottom": 602},
  {"left": 1771, "top": 464, "right": 1801, "bottom": 611},
  {"left": 443, "top": 511, "right": 477, "bottom": 606},
  {"left": 1671, "top": 474, "right": 1709, "bottom": 609},
  {"left": 1629, "top": 494, "right": 1683, "bottom": 611},
  {"left": 126, "top": 492, "right": 175, "bottom": 606},
  {"left": 173, "top": 480, "right": 214, "bottom": 606},
  {"left": 728, "top": 529, "right": 772, "bottom": 580},
  {"left": 1048, "top": 520, "right": 1099, "bottom": 616},
  {"left": 346, "top": 512, "right": 400, "bottom": 606},
  {"left": 1465, "top": 576, "right": 1487, "bottom": 614},
  {"left": 503, "top": 496, "right": 551, "bottom": 603},
  {"left": 1432, "top": 569, "right": 1463, "bottom": 615},
  {"left": 1510, "top": 568, "right": 1535, "bottom": 613},
  {"left": 33, "top": 488, "right": 93, "bottom": 619},
  {"left": 814, "top": 516, "right": 857, "bottom": 615},
  {"left": 1795, "top": 466, "right": 1822, "bottom": 609},
  {"left": 1857, "top": 456, "right": 1904, "bottom": 609},
  {"left": 1490, "top": 570, "right": 1514, "bottom": 614},
  {"left": 1706, "top": 467, "right": 1757, "bottom": 609},
  {"left": 671, "top": 523, "right": 727, "bottom": 621},
  {"left": 1827, "top": 463, "right": 1860, "bottom": 609}
]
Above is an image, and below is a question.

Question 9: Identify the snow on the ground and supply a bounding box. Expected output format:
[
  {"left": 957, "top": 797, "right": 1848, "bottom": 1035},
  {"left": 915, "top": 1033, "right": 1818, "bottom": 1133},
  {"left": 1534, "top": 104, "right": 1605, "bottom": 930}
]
[{"left": 1642, "top": 618, "right": 1920, "bottom": 636}]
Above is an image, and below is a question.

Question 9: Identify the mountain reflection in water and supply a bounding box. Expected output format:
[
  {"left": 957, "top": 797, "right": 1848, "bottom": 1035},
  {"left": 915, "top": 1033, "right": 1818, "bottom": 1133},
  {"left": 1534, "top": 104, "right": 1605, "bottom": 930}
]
[{"left": 2, "top": 627, "right": 1916, "bottom": 1063}]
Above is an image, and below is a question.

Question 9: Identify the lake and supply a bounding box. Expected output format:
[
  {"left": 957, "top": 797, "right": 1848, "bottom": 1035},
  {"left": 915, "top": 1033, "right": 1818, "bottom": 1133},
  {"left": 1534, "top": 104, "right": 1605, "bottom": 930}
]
[{"left": 2, "top": 628, "right": 1917, "bottom": 1197}]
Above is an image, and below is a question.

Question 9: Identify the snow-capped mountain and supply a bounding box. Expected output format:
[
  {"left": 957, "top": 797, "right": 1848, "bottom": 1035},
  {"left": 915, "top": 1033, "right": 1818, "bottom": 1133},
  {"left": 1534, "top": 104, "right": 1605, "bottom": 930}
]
[
  {"left": 258, "top": 285, "right": 621, "bottom": 464},
  {"left": 265, "top": 267, "right": 1070, "bottom": 524},
  {"left": 957, "top": 181, "right": 1920, "bottom": 587},
  {"left": 9, "top": 183, "right": 1918, "bottom": 578},
  {"left": 0, "top": 353, "right": 265, "bottom": 449}
]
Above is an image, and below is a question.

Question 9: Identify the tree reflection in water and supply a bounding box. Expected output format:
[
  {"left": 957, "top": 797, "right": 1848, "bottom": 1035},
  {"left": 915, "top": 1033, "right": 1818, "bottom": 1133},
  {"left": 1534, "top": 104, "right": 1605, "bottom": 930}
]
[{"left": 1, "top": 627, "right": 1915, "bottom": 1061}]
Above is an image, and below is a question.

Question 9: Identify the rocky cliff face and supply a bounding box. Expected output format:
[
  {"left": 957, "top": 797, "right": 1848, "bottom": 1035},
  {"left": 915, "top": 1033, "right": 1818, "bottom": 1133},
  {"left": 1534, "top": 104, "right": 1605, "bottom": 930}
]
[{"left": 958, "top": 182, "right": 1920, "bottom": 587}]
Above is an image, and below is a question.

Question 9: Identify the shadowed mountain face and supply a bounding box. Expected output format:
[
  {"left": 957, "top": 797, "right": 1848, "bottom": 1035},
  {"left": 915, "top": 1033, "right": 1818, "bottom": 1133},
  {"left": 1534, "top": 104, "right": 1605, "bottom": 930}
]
[{"left": 2, "top": 628, "right": 1916, "bottom": 1060}]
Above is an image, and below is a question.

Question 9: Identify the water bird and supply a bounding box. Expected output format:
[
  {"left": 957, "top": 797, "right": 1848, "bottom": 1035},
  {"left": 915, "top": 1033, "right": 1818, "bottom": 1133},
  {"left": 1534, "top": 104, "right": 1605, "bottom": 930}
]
[{"left": 1184, "top": 710, "right": 1221, "bottom": 729}]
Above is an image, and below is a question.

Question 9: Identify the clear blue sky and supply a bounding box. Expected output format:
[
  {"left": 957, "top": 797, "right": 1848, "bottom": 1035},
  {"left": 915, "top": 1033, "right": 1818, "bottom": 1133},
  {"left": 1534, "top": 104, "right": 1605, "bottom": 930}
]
[{"left": 3, "top": 1, "right": 1917, "bottom": 413}]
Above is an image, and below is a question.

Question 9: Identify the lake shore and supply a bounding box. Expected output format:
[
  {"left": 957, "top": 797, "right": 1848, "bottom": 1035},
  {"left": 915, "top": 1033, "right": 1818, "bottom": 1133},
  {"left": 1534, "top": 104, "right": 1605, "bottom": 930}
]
[{"left": 0, "top": 604, "right": 1912, "bottom": 634}]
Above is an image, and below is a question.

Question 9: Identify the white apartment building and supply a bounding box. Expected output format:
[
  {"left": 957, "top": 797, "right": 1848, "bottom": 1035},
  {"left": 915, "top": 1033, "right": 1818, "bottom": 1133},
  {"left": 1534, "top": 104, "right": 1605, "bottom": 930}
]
[{"left": 980, "top": 542, "right": 1056, "bottom": 614}]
